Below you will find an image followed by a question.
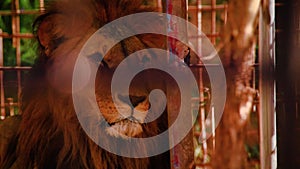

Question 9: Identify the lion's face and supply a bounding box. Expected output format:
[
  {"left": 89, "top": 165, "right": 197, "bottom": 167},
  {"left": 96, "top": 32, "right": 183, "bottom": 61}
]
[
  {"left": 36, "top": 2, "right": 168, "bottom": 140},
  {"left": 15, "top": 1, "right": 174, "bottom": 168},
  {"left": 95, "top": 37, "right": 166, "bottom": 139}
]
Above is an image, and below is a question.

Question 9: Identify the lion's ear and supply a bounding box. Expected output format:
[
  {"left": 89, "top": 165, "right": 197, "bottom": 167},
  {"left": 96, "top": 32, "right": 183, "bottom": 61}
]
[
  {"left": 37, "top": 20, "right": 51, "bottom": 48},
  {"left": 37, "top": 16, "right": 55, "bottom": 56},
  {"left": 36, "top": 14, "right": 64, "bottom": 56}
]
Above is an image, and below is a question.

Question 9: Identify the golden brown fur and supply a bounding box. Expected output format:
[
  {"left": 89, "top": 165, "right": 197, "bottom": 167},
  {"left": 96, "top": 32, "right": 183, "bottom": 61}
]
[{"left": 0, "top": 0, "right": 170, "bottom": 169}]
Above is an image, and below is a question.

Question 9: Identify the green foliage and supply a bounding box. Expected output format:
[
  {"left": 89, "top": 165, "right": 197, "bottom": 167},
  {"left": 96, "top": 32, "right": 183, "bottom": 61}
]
[
  {"left": 1, "top": 0, "right": 40, "bottom": 66},
  {"left": 245, "top": 144, "right": 260, "bottom": 160},
  {"left": 0, "top": 0, "right": 11, "bottom": 10},
  {"left": 21, "top": 39, "right": 38, "bottom": 66},
  {"left": 0, "top": 1, "right": 39, "bottom": 115},
  {"left": 20, "top": 0, "right": 40, "bottom": 9}
]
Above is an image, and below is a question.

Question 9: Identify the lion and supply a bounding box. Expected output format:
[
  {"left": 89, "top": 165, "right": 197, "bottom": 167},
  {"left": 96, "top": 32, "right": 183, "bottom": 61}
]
[{"left": 0, "top": 0, "right": 174, "bottom": 168}]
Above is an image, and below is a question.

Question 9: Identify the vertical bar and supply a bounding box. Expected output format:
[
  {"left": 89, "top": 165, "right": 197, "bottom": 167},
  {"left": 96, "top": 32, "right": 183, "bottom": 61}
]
[
  {"left": 199, "top": 67, "right": 208, "bottom": 163},
  {"left": 259, "top": 0, "right": 277, "bottom": 168},
  {"left": 196, "top": 1, "right": 209, "bottom": 164},
  {"left": 12, "top": 0, "right": 22, "bottom": 99},
  {"left": 16, "top": 0, "right": 21, "bottom": 99},
  {"left": 211, "top": 0, "right": 216, "bottom": 44},
  {"left": 197, "top": 0, "right": 202, "bottom": 58},
  {"left": 157, "top": 0, "right": 163, "bottom": 12},
  {"left": 224, "top": 4, "right": 228, "bottom": 24},
  {"left": 40, "top": 0, "right": 45, "bottom": 11},
  {"left": 7, "top": 98, "right": 14, "bottom": 116},
  {"left": 211, "top": 105, "right": 215, "bottom": 152},
  {"left": 0, "top": 29, "right": 5, "bottom": 120}
]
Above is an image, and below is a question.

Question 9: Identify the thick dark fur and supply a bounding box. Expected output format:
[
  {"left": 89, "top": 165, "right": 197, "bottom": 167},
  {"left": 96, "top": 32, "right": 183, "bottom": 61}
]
[{"left": 0, "top": 0, "right": 170, "bottom": 169}]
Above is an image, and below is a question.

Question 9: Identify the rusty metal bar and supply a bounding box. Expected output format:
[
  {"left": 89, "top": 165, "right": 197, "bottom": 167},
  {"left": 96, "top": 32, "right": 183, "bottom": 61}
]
[
  {"left": 39, "top": 0, "right": 45, "bottom": 11},
  {"left": 211, "top": 104, "right": 215, "bottom": 152},
  {"left": 195, "top": 0, "right": 210, "bottom": 165},
  {"left": 199, "top": 67, "right": 208, "bottom": 164},
  {"left": 188, "top": 4, "right": 227, "bottom": 11},
  {"left": 157, "top": 0, "right": 163, "bottom": 12},
  {"left": 0, "top": 66, "right": 31, "bottom": 70},
  {"left": 7, "top": 98, "right": 14, "bottom": 116},
  {"left": 0, "top": 0, "right": 44, "bottom": 118},
  {"left": 12, "top": 0, "right": 22, "bottom": 100},
  {"left": 0, "top": 9, "right": 41, "bottom": 15},
  {"left": 189, "top": 2, "right": 228, "bottom": 44},
  {"left": 0, "top": 102, "right": 19, "bottom": 107},
  {"left": 211, "top": 0, "right": 216, "bottom": 44},
  {"left": 224, "top": 3, "right": 228, "bottom": 24},
  {"left": 189, "top": 0, "right": 229, "bottom": 167},
  {"left": 197, "top": 0, "right": 202, "bottom": 57},
  {"left": 0, "top": 32, "right": 35, "bottom": 39}
]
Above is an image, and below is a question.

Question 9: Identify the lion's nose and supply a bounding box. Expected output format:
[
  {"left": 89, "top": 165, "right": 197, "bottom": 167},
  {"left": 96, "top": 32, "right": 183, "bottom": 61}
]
[
  {"left": 118, "top": 94, "right": 147, "bottom": 107},
  {"left": 116, "top": 94, "right": 149, "bottom": 123}
]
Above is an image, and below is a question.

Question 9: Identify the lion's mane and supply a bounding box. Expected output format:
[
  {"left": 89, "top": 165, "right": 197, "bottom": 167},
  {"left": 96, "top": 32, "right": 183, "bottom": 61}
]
[{"left": 0, "top": 0, "right": 170, "bottom": 169}]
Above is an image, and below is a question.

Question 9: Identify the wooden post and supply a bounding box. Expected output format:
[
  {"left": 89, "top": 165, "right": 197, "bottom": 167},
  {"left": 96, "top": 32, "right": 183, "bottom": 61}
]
[{"left": 259, "top": 0, "right": 277, "bottom": 168}]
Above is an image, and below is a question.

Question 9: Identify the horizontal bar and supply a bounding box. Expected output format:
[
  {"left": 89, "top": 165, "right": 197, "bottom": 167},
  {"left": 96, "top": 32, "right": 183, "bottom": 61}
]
[
  {"left": 0, "top": 32, "right": 35, "bottom": 39},
  {"left": 0, "top": 9, "right": 44, "bottom": 16},
  {"left": 0, "top": 103, "right": 19, "bottom": 107},
  {"left": 188, "top": 4, "right": 228, "bottom": 11},
  {"left": 0, "top": 66, "right": 32, "bottom": 70}
]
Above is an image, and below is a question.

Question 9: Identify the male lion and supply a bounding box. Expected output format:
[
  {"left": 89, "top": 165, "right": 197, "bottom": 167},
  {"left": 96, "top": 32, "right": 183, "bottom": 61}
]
[{"left": 0, "top": 0, "right": 175, "bottom": 168}]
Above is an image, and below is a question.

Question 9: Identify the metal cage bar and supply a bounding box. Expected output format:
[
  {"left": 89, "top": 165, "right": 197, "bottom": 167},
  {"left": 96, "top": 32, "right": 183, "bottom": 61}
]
[
  {"left": 188, "top": 0, "right": 228, "bottom": 168},
  {"left": 0, "top": 0, "right": 44, "bottom": 119}
]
